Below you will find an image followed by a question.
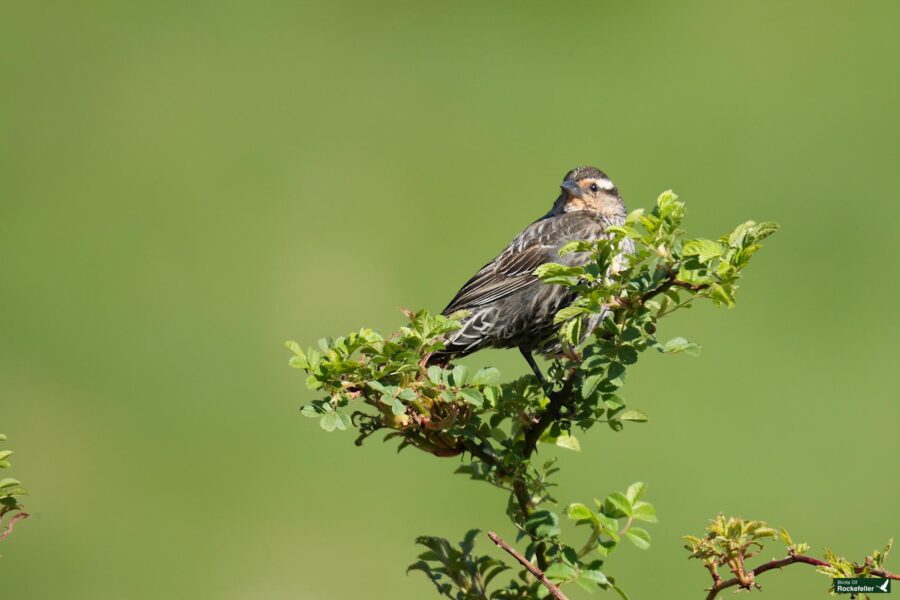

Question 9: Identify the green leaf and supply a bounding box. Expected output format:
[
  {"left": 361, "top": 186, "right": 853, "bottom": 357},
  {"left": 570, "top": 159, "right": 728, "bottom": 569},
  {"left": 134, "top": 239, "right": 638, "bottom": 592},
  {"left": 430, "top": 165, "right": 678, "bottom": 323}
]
[
  {"left": 458, "top": 388, "right": 484, "bottom": 408},
  {"left": 554, "top": 305, "right": 588, "bottom": 325},
  {"left": 299, "top": 404, "right": 320, "bottom": 418},
  {"left": 708, "top": 283, "right": 736, "bottom": 307},
  {"left": 625, "top": 482, "right": 646, "bottom": 504},
  {"left": 596, "top": 513, "right": 621, "bottom": 541},
  {"left": 619, "top": 410, "right": 648, "bottom": 423},
  {"left": 779, "top": 528, "right": 794, "bottom": 545},
  {"left": 558, "top": 240, "right": 594, "bottom": 255},
  {"left": 426, "top": 365, "right": 443, "bottom": 384},
  {"left": 683, "top": 239, "right": 725, "bottom": 262},
  {"left": 603, "top": 492, "right": 632, "bottom": 518},
  {"left": 553, "top": 432, "right": 581, "bottom": 451},
  {"left": 632, "top": 502, "right": 657, "bottom": 523},
  {"left": 534, "top": 263, "right": 585, "bottom": 285},
  {"left": 319, "top": 413, "right": 339, "bottom": 432},
  {"left": 0, "top": 478, "right": 21, "bottom": 490},
  {"left": 566, "top": 503, "right": 595, "bottom": 522},
  {"left": 661, "top": 337, "right": 701, "bottom": 356},
  {"left": 451, "top": 365, "right": 469, "bottom": 386},
  {"left": 335, "top": 412, "right": 351, "bottom": 430},
  {"left": 544, "top": 562, "right": 577, "bottom": 582},
  {"left": 525, "top": 510, "right": 561, "bottom": 538},
  {"left": 388, "top": 396, "right": 407, "bottom": 416},
  {"left": 470, "top": 367, "right": 500, "bottom": 386},
  {"left": 606, "top": 362, "right": 626, "bottom": 387},
  {"left": 397, "top": 388, "right": 417, "bottom": 401},
  {"left": 625, "top": 527, "right": 651, "bottom": 550},
  {"left": 580, "top": 569, "right": 610, "bottom": 585}
]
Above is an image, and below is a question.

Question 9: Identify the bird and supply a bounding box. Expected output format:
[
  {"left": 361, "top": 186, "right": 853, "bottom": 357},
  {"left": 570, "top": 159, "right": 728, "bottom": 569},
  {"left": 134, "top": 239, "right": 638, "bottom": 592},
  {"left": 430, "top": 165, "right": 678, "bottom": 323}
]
[{"left": 431, "top": 166, "right": 633, "bottom": 386}]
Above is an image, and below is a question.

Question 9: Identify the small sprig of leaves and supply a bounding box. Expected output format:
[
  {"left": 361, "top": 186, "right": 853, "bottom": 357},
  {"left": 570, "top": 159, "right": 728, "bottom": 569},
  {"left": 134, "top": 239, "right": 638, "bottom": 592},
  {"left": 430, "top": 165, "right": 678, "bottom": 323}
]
[
  {"left": 409, "top": 483, "right": 656, "bottom": 600},
  {"left": 287, "top": 191, "right": 777, "bottom": 599},
  {"left": 0, "top": 432, "right": 29, "bottom": 551},
  {"left": 409, "top": 529, "right": 515, "bottom": 600},
  {"left": 685, "top": 514, "right": 897, "bottom": 599}
]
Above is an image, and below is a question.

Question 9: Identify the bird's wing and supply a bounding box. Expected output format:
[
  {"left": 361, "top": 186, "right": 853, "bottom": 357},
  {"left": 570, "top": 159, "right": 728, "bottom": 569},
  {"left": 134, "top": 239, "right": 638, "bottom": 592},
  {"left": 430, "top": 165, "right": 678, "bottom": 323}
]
[{"left": 442, "top": 240, "right": 553, "bottom": 314}]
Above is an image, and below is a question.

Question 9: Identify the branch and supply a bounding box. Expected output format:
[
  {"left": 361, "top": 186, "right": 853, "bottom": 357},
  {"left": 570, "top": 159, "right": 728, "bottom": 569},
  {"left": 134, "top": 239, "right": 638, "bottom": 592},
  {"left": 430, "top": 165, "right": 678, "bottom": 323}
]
[
  {"left": 487, "top": 531, "right": 570, "bottom": 600},
  {"left": 704, "top": 551, "right": 900, "bottom": 600},
  {"left": 0, "top": 510, "right": 29, "bottom": 543}
]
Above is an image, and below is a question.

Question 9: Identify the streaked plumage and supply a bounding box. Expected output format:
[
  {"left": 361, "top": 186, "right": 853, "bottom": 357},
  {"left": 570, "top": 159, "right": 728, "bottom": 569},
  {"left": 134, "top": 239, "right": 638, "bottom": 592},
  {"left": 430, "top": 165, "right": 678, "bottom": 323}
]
[{"left": 434, "top": 166, "right": 632, "bottom": 362}]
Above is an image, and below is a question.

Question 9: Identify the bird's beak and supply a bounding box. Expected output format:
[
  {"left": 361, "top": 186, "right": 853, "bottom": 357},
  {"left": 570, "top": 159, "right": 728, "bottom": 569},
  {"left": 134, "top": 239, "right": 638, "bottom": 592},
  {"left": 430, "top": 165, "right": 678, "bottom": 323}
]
[{"left": 560, "top": 180, "right": 583, "bottom": 199}]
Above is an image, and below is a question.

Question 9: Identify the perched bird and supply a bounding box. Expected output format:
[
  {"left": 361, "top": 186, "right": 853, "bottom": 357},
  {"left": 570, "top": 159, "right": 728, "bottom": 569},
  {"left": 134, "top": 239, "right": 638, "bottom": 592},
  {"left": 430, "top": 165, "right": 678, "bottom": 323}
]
[{"left": 432, "top": 166, "right": 633, "bottom": 382}]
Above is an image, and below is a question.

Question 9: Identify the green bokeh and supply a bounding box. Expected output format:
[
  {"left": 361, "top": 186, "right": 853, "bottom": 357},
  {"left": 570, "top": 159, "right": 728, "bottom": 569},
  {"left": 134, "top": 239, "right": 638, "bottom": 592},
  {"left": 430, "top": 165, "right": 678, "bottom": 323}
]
[{"left": 2, "top": 1, "right": 898, "bottom": 598}]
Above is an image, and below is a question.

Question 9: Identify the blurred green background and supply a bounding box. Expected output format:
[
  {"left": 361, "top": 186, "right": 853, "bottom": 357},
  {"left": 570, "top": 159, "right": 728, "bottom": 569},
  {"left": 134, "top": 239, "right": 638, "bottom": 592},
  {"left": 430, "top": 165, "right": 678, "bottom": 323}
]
[{"left": 2, "top": 1, "right": 898, "bottom": 598}]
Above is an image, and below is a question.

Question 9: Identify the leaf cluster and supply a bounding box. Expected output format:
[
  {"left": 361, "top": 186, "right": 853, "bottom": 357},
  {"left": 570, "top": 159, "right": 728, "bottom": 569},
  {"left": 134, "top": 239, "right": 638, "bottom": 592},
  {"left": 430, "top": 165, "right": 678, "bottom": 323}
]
[
  {"left": 0, "top": 432, "right": 28, "bottom": 552},
  {"left": 683, "top": 514, "right": 779, "bottom": 579}
]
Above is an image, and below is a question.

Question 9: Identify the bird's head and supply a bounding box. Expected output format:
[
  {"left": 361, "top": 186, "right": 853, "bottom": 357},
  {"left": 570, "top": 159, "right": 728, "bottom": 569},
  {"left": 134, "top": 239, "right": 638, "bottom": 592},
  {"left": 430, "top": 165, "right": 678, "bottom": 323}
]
[{"left": 551, "top": 166, "right": 626, "bottom": 218}]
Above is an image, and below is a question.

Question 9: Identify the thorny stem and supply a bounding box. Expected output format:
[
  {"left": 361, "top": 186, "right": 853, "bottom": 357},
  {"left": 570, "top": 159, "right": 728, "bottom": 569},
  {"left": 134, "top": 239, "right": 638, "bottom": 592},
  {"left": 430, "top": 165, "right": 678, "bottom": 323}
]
[
  {"left": 488, "top": 531, "right": 570, "bottom": 600},
  {"left": 0, "top": 508, "right": 29, "bottom": 543},
  {"left": 703, "top": 550, "right": 900, "bottom": 600}
]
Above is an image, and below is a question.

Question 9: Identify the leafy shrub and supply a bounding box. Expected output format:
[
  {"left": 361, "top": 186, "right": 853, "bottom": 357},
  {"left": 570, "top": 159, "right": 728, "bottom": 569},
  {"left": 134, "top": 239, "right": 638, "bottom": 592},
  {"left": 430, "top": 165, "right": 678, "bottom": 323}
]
[{"left": 288, "top": 191, "right": 779, "bottom": 598}]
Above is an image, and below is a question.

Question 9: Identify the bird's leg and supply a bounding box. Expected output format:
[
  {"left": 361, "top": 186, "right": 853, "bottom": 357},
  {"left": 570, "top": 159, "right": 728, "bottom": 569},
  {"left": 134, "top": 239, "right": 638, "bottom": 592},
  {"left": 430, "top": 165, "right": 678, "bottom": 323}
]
[{"left": 519, "top": 348, "right": 555, "bottom": 398}]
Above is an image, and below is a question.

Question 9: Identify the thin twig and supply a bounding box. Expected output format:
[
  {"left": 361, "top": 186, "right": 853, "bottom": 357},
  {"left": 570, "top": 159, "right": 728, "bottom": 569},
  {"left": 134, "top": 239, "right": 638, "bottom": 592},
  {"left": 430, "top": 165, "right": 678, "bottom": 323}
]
[
  {"left": 704, "top": 552, "right": 900, "bottom": 600},
  {"left": 487, "top": 531, "right": 570, "bottom": 600},
  {"left": 0, "top": 511, "right": 29, "bottom": 542}
]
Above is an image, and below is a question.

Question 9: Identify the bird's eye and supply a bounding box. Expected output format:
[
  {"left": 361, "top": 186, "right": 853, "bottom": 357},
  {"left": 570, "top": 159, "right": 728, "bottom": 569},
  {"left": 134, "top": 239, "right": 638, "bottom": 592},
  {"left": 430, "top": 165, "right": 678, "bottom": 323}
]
[{"left": 589, "top": 183, "right": 600, "bottom": 193}]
